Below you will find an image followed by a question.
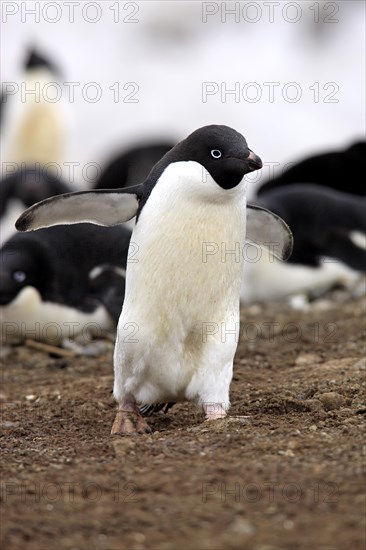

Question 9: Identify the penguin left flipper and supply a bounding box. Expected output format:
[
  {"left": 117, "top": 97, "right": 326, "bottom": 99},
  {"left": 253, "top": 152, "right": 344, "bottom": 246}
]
[
  {"left": 16, "top": 186, "right": 142, "bottom": 232},
  {"left": 246, "top": 204, "right": 293, "bottom": 261}
]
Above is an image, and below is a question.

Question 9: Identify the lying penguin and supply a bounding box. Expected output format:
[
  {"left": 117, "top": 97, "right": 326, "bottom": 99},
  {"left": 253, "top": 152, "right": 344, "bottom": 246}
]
[
  {"left": 257, "top": 184, "right": 366, "bottom": 270},
  {"left": 241, "top": 184, "right": 365, "bottom": 304},
  {"left": 16, "top": 125, "right": 293, "bottom": 433},
  {"left": 257, "top": 141, "right": 366, "bottom": 197},
  {"left": 0, "top": 224, "right": 131, "bottom": 344}
]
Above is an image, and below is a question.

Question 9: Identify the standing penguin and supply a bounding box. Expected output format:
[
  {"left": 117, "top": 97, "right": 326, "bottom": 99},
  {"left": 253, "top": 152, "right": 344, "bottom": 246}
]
[{"left": 16, "top": 125, "right": 292, "bottom": 434}]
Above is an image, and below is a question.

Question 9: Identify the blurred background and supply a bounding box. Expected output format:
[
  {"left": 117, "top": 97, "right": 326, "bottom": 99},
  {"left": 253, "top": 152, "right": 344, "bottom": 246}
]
[{"left": 1, "top": 0, "right": 365, "bottom": 194}]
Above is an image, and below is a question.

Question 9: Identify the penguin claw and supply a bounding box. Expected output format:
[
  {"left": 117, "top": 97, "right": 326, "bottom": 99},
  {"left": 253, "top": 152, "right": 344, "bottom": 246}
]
[
  {"left": 111, "top": 405, "right": 152, "bottom": 435},
  {"left": 204, "top": 404, "right": 227, "bottom": 421}
]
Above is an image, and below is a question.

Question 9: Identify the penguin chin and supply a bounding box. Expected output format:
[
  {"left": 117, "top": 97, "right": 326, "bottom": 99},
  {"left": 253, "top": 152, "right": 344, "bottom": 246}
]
[
  {"left": 217, "top": 178, "right": 244, "bottom": 191},
  {"left": 215, "top": 176, "right": 248, "bottom": 197},
  {"left": 211, "top": 158, "right": 257, "bottom": 190}
]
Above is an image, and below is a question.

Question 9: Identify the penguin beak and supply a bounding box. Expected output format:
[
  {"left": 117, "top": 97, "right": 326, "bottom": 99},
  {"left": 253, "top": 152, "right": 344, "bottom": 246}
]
[{"left": 247, "top": 150, "right": 263, "bottom": 171}]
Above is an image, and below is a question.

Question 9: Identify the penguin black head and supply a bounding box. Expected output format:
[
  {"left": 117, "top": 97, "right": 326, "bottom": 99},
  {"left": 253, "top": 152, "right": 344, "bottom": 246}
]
[
  {"left": 173, "top": 124, "right": 262, "bottom": 190},
  {"left": 0, "top": 242, "right": 48, "bottom": 305},
  {"left": 24, "top": 48, "right": 61, "bottom": 77}
]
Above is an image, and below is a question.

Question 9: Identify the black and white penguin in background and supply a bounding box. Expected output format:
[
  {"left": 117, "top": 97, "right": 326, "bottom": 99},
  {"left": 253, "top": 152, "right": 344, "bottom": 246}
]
[
  {"left": 257, "top": 141, "right": 366, "bottom": 197},
  {"left": 16, "top": 124, "right": 293, "bottom": 433},
  {"left": 1, "top": 48, "right": 67, "bottom": 244},
  {"left": 1, "top": 48, "right": 65, "bottom": 167},
  {"left": 241, "top": 143, "right": 366, "bottom": 304},
  {"left": 0, "top": 224, "right": 132, "bottom": 344}
]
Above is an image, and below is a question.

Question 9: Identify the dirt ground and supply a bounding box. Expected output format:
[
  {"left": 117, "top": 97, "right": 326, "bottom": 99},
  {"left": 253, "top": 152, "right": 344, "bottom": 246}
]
[{"left": 1, "top": 289, "right": 365, "bottom": 550}]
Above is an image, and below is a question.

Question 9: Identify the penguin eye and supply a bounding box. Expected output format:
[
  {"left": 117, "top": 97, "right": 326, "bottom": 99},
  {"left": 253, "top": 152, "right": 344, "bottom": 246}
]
[
  {"left": 13, "top": 271, "right": 26, "bottom": 283},
  {"left": 211, "top": 149, "right": 222, "bottom": 159}
]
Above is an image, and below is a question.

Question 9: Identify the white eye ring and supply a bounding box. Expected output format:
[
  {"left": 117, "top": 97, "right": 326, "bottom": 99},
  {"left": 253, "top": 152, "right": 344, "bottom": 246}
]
[
  {"left": 13, "top": 271, "right": 26, "bottom": 283},
  {"left": 211, "top": 149, "right": 222, "bottom": 159}
]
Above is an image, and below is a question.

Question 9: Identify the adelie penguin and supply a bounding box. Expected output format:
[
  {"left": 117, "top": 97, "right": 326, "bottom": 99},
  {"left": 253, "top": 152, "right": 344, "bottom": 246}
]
[
  {"left": 257, "top": 141, "right": 366, "bottom": 197},
  {"left": 257, "top": 184, "right": 366, "bottom": 271},
  {"left": 1, "top": 47, "right": 67, "bottom": 244},
  {"left": 16, "top": 125, "right": 293, "bottom": 434},
  {"left": 0, "top": 224, "right": 131, "bottom": 344},
  {"left": 241, "top": 184, "right": 365, "bottom": 304},
  {"left": 2, "top": 47, "right": 65, "bottom": 167}
]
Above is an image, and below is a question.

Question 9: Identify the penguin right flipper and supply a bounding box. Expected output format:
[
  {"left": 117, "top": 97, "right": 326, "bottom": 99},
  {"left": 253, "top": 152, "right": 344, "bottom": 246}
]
[
  {"left": 246, "top": 204, "right": 294, "bottom": 261},
  {"left": 16, "top": 186, "right": 142, "bottom": 232}
]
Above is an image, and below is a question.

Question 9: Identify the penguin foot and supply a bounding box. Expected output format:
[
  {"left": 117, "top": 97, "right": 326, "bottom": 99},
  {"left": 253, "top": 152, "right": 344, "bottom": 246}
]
[
  {"left": 204, "top": 403, "right": 227, "bottom": 421},
  {"left": 111, "top": 402, "right": 152, "bottom": 435}
]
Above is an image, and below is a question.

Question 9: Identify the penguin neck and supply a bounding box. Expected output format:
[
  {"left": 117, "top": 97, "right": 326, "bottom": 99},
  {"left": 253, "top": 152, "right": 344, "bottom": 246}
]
[{"left": 137, "top": 160, "right": 247, "bottom": 229}]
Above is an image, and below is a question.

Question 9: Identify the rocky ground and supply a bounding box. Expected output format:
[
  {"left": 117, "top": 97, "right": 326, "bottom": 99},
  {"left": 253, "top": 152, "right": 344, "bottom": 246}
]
[{"left": 1, "top": 288, "right": 365, "bottom": 550}]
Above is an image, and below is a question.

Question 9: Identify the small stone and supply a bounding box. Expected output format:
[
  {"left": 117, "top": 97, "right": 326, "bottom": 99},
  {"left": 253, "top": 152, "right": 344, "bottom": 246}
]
[
  {"left": 133, "top": 533, "right": 146, "bottom": 543},
  {"left": 309, "top": 424, "right": 317, "bottom": 431},
  {"left": 2, "top": 421, "right": 19, "bottom": 428},
  {"left": 246, "top": 304, "right": 262, "bottom": 315},
  {"left": 278, "top": 449, "right": 295, "bottom": 457},
  {"left": 312, "top": 299, "right": 333, "bottom": 311},
  {"left": 305, "top": 399, "right": 324, "bottom": 412},
  {"left": 285, "top": 398, "right": 323, "bottom": 413},
  {"left": 295, "top": 353, "right": 320, "bottom": 366},
  {"left": 283, "top": 520, "right": 294, "bottom": 530},
  {"left": 25, "top": 394, "right": 37, "bottom": 402},
  {"left": 230, "top": 517, "right": 255, "bottom": 536},
  {"left": 318, "top": 392, "right": 345, "bottom": 411},
  {"left": 354, "top": 358, "right": 366, "bottom": 370},
  {"left": 0, "top": 346, "right": 12, "bottom": 359}
]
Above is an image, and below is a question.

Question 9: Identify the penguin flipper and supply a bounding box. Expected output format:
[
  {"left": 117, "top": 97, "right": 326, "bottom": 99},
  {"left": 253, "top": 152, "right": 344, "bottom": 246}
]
[
  {"left": 15, "top": 186, "right": 142, "bottom": 232},
  {"left": 246, "top": 204, "right": 293, "bottom": 261}
]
